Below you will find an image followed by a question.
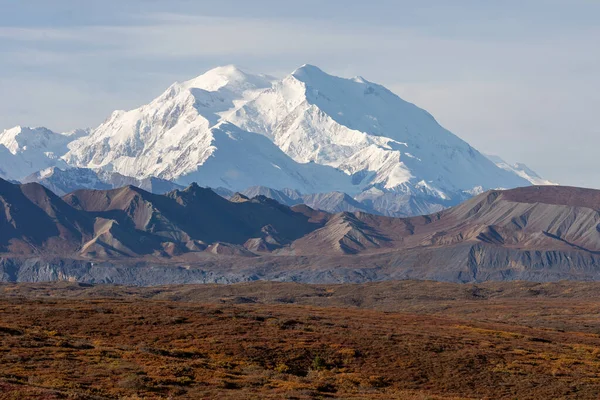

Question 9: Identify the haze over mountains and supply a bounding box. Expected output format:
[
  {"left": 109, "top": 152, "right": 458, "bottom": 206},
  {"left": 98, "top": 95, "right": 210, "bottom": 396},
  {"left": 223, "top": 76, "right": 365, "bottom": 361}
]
[{"left": 0, "top": 65, "right": 551, "bottom": 216}]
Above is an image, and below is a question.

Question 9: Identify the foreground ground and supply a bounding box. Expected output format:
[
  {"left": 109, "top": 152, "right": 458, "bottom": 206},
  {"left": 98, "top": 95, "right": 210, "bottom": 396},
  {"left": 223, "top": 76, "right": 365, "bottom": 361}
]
[{"left": 2, "top": 281, "right": 600, "bottom": 399}]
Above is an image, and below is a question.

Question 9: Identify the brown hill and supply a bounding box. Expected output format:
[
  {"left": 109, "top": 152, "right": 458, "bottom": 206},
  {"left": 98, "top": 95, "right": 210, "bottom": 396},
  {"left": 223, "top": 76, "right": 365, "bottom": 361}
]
[
  {"left": 64, "top": 183, "right": 326, "bottom": 251},
  {"left": 287, "top": 185, "right": 600, "bottom": 256},
  {"left": 419, "top": 186, "right": 600, "bottom": 252},
  {"left": 2, "top": 179, "right": 600, "bottom": 283},
  {"left": 0, "top": 179, "right": 93, "bottom": 254},
  {"left": 290, "top": 212, "right": 400, "bottom": 255}
]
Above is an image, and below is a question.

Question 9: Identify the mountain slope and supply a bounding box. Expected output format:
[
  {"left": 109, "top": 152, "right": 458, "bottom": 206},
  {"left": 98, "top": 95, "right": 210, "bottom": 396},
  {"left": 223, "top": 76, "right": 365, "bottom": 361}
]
[
  {"left": 62, "top": 65, "right": 533, "bottom": 200},
  {"left": 290, "top": 212, "right": 399, "bottom": 255},
  {"left": 240, "top": 186, "right": 302, "bottom": 207},
  {"left": 220, "top": 185, "right": 450, "bottom": 218},
  {"left": 300, "top": 192, "right": 373, "bottom": 214},
  {"left": 0, "top": 126, "right": 87, "bottom": 181},
  {"left": 228, "top": 65, "right": 530, "bottom": 197},
  {"left": 170, "top": 123, "right": 355, "bottom": 192},
  {"left": 233, "top": 186, "right": 379, "bottom": 215},
  {"left": 354, "top": 188, "right": 450, "bottom": 217},
  {"left": 398, "top": 186, "right": 600, "bottom": 253},
  {"left": 486, "top": 154, "right": 556, "bottom": 185},
  {"left": 22, "top": 167, "right": 183, "bottom": 196},
  {"left": 2, "top": 64, "right": 554, "bottom": 217},
  {"left": 0, "top": 178, "right": 94, "bottom": 254},
  {"left": 63, "top": 65, "right": 274, "bottom": 179},
  {"left": 1, "top": 181, "right": 600, "bottom": 283},
  {"left": 63, "top": 182, "right": 327, "bottom": 250},
  {"left": 63, "top": 67, "right": 355, "bottom": 193},
  {"left": 22, "top": 167, "right": 111, "bottom": 196}
]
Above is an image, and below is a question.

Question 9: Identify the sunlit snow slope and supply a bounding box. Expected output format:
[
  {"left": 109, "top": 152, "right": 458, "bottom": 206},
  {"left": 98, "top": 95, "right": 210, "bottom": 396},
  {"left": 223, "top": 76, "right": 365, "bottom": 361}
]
[
  {"left": 0, "top": 64, "right": 548, "bottom": 215},
  {"left": 228, "top": 65, "right": 532, "bottom": 198},
  {"left": 0, "top": 126, "right": 87, "bottom": 181},
  {"left": 64, "top": 65, "right": 530, "bottom": 197}
]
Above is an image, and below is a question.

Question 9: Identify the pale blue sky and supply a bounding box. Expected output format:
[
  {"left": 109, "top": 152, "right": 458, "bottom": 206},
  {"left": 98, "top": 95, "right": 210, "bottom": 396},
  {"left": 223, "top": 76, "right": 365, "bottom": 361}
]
[{"left": 1, "top": 0, "right": 599, "bottom": 187}]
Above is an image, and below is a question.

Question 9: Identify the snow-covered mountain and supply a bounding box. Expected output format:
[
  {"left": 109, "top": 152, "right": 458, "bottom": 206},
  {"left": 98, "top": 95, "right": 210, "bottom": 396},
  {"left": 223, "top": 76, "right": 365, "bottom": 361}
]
[
  {"left": 21, "top": 167, "right": 183, "bottom": 196},
  {"left": 486, "top": 155, "right": 556, "bottom": 186},
  {"left": 0, "top": 64, "right": 554, "bottom": 215},
  {"left": 64, "top": 64, "right": 531, "bottom": 198},
  {"left": 216, "top": 185, "right": 464, "bottom": 218},
  {"left": 63, "top": 66, "right": 354, "bottom": 193},
  {"left": 22, "top": 167, "right": 110, "bottom": 195},
  {"left": 228, "top": 65, "right": 530, "bottom": 196},
  {"left": 65, "top": 66, "right": 272, "bottom": 179},
  {"left": 0, "top": 126, "right": 87, "bottom": 181}
]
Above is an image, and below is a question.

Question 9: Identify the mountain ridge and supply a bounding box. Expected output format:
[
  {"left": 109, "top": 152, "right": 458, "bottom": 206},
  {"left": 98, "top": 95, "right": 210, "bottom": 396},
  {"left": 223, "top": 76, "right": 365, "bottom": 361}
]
[
  {"left": 1, "top": 178, "right": 600, "bottom": 284},
  {"left": 1, "top": 64, "right": 552, "bottom": 217}
]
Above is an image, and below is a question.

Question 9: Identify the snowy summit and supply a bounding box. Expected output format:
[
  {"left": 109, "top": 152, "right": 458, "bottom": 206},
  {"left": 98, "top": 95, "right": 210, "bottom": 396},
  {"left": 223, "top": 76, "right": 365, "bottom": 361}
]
[{"left": 0, "top": 64, "right": 550, "bottom": 214}]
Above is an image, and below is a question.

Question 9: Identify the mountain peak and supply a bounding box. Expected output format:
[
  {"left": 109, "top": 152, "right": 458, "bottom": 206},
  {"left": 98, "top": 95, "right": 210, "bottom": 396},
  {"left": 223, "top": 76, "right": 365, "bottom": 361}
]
[
  {"left": 0, "top": 126, "right": 79, "bottom": 149},
  {"left": 209, "top": 64, "right": 244, "bottom": 73},
  {"left": 182, "top": 65, "right": 273, "bottom": 93},
  {"left": 2, "top": 125, "right": 22, "bottom": 133},
  {"left": 291, "top": 64, "right": 329, "bottom": 81},
  {"left": 0, "top": 126, "right": 75, "bottom": 181},
  {"left": 1, "top": 125, "right": 50, "bottom": 141},
  {"left": 4, "top": 64, "right": 552, "bottom": 217},
  {"left": 180, "top": 182, "right": 220, "bottom": 198}
]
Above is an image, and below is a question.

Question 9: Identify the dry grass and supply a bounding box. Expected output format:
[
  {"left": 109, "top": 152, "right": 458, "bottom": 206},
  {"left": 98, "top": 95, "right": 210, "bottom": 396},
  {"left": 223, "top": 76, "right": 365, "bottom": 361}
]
[{"left": 1, "top": 281, "right": 600, "bottom": 398}]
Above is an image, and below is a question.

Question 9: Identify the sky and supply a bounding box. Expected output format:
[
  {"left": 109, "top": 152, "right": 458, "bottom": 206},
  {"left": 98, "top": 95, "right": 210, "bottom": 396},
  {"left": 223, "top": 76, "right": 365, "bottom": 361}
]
[{"left": 0, "top": 0, "right": 599, "bottom": 187}]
